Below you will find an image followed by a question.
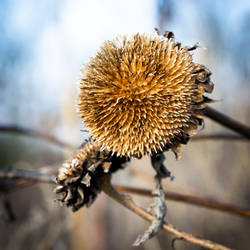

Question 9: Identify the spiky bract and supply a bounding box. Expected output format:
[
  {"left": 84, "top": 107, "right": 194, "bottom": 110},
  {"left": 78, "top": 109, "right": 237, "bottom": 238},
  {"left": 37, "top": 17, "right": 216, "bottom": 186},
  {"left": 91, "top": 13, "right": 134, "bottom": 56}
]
[{"left": 55, "top": 140, "right": 127, "bottom": 211}]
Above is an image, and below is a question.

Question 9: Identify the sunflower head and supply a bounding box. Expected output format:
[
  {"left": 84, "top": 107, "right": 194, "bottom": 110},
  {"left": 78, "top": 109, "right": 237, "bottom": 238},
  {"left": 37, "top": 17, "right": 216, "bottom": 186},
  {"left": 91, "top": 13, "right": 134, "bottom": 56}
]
[{"left": 78, "top": 31, "right": 213, "bottom": 158}]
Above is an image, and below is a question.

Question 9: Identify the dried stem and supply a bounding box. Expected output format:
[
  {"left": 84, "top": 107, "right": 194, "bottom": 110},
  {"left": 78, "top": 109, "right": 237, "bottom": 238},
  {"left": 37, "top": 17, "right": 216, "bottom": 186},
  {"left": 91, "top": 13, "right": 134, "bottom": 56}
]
[
  {"left": 98, "top": 174, "right": 232, "bottom": 250},
  {"left": 114, "top": 185, "right": 250, "bottom": 219},
  {"left": 0, "top": 125, "right": 75, "bottom": 150},
  {"left": 0, "top": 168, "right": 249, "bottom": 219},
  {"left": 127, "top": 168, "right": 200, "bottom": 195},
  {"left": 191, "top": 133, "right": 247, "bottom": 141},
  {"left": 204, "top": 106, "right": 250, "bottom": 139},
  {"left": 0, "top": 168, "right": 56, "bottom": 184},
  {"left": 0, "top": 124, "right": 248, "bottom": 162}
]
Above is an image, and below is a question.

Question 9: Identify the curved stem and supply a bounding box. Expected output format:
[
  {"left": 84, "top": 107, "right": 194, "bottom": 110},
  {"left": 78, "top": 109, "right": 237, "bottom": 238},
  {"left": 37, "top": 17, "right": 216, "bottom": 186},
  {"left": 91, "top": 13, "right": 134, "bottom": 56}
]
[{"left": 99, "top": 174, "right": 232, "bottom": 250}]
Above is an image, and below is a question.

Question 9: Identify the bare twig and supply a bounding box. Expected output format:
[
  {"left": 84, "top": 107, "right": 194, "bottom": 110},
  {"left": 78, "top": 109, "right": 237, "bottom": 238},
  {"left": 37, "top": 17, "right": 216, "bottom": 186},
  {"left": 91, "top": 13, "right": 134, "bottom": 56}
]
[
  {"left": 99, "top": 174, "right": 232, "bottom": 250},
  {"left": 114, "top": 185, "right": 250, "bottom": 219},
  {"left": 0, "top": 165, "right": 59, "bottom": 193},
  {"left": 191, "top": 133, "right": 247, "bottom": 141},
  {"left": 0, "top": 125, "right": 76, "bottom": 150},
  {"left": 0, "top": 168, "right": 56, "bottom": 183},
  {"left": 0, "top": 124, "right": 248, "bottom": 160},
  {"left": 127, "top": 168, "right": 203, "bottom": 196},
  {"left": 1, "top": 168, "right": 249, "bottom": 219},
  {"left": 1, "top": 169, "right": 232, "bottom": 248},
  {"left": 204, "top": 106, "right": 250, "bottom": 139},
  {"left": 0, "top": 195, "right": 16, "bottom": 221}
]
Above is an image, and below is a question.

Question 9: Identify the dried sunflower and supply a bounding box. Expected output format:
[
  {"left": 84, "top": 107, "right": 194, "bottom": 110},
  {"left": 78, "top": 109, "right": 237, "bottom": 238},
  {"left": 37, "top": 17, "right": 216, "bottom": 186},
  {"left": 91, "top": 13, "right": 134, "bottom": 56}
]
[
  {"left": 78, "top": 31, "right": 213, "bottom": 158},
  {"left": 55, "top": 140, "right": 127, "bottom": 211}
]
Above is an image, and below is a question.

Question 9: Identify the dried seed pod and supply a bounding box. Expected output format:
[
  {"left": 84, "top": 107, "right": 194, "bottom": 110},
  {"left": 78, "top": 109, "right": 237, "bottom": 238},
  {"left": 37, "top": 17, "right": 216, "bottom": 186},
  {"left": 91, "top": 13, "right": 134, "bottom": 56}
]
[
  {"left": 55, "top": 140, "right": 127, "bottom": 211},
  {"left": 78, "top": 32, "right": 214, "bottom": 158}
]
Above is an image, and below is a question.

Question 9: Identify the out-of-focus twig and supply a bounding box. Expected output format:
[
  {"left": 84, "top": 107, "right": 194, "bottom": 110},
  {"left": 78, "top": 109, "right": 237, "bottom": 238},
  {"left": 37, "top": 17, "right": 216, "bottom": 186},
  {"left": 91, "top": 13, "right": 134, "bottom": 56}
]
[
  {"left": 0, "top": 195, "right": 16, "bottom": 221},
  {"left": 114, "top": 185, "right": 250, "bottom": 219},
  {"left": 0, "top": 165, "right": 59, "bottom": 193},
  {"left": 127, "top": 168, "right": 201, "bottom": 196},
  {"left": 99, "top": 174, "right": 232, "bottom": 250},
  {"left": 0, "top": 168, "right": 232, "bottom": 248},
  {"left": 0, "top": 124, "right": 248, "bottom": 160},
  {"left": 0, "top": 125, "right": 76, "bottom": 150},
  {"left": 1, "top": 168, "right": 249, "bottom": 219},
  {"left": 204, "top": 106, "right": 250, "bottom": 139},
  {"left": 191, "top": 133, "right": 247, "bottom": 141},
  {"left": 0, "top": 168, "right": 56, "bottom": 183}
]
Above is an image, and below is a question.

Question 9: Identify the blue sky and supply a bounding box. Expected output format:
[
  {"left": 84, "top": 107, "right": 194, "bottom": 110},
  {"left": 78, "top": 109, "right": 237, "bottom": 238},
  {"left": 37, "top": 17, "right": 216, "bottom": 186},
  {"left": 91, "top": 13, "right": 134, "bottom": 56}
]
[{"left": 0, "top": 0, "right": 249, "bottom": 143}]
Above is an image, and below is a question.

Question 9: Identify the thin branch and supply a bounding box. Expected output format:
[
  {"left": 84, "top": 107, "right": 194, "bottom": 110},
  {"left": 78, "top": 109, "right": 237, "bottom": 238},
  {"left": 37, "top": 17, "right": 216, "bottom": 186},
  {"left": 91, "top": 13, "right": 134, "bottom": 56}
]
[
  {"left": 0, "top": 169, "right": 232, "bottom": 248},
  {"left": 127, "top": 168, "right": 203, "bottom": 196},
  {"left": 204, "top": 106, "right": 250, "bottom": 139},
  {"left": 1, "top": 168, "right": 249, "bottom": 219},
  {"left": 0, "top": 165, "right": 59, "bottom": 193},
  {"left": 191, "top": 133, "right": 247, "bottom": 141},
  {"left": 99, "top": 174, "right": 232, "bottom": 250},
  {"left": 0, "top": 124, "right": 248, "bottom": 162},
  {"left": 0, "top": 125, "right": 76, "bottom": 150},
  {"left": 0, "top": 168, "right": 56, "bottom": 183},
  {"left": 114, "top": 185, "right": 250, "bottom": 219}
]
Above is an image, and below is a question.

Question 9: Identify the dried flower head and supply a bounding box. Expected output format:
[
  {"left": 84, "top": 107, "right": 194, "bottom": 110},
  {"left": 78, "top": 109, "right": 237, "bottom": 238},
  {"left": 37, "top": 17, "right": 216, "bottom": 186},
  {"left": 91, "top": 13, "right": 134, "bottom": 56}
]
[
  {"left": 78, "top": 31, "right": 213, "bottom": 158},
  {"left": 55, "top": 140, "right": 127, "bottom": 211}
]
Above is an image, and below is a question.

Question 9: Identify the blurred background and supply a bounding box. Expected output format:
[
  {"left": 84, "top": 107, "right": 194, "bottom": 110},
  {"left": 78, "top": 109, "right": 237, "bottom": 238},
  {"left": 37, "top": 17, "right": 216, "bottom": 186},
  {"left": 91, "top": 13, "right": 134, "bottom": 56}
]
[{"left": 0, "top": 0, "right": 250, "bottom": 249}]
